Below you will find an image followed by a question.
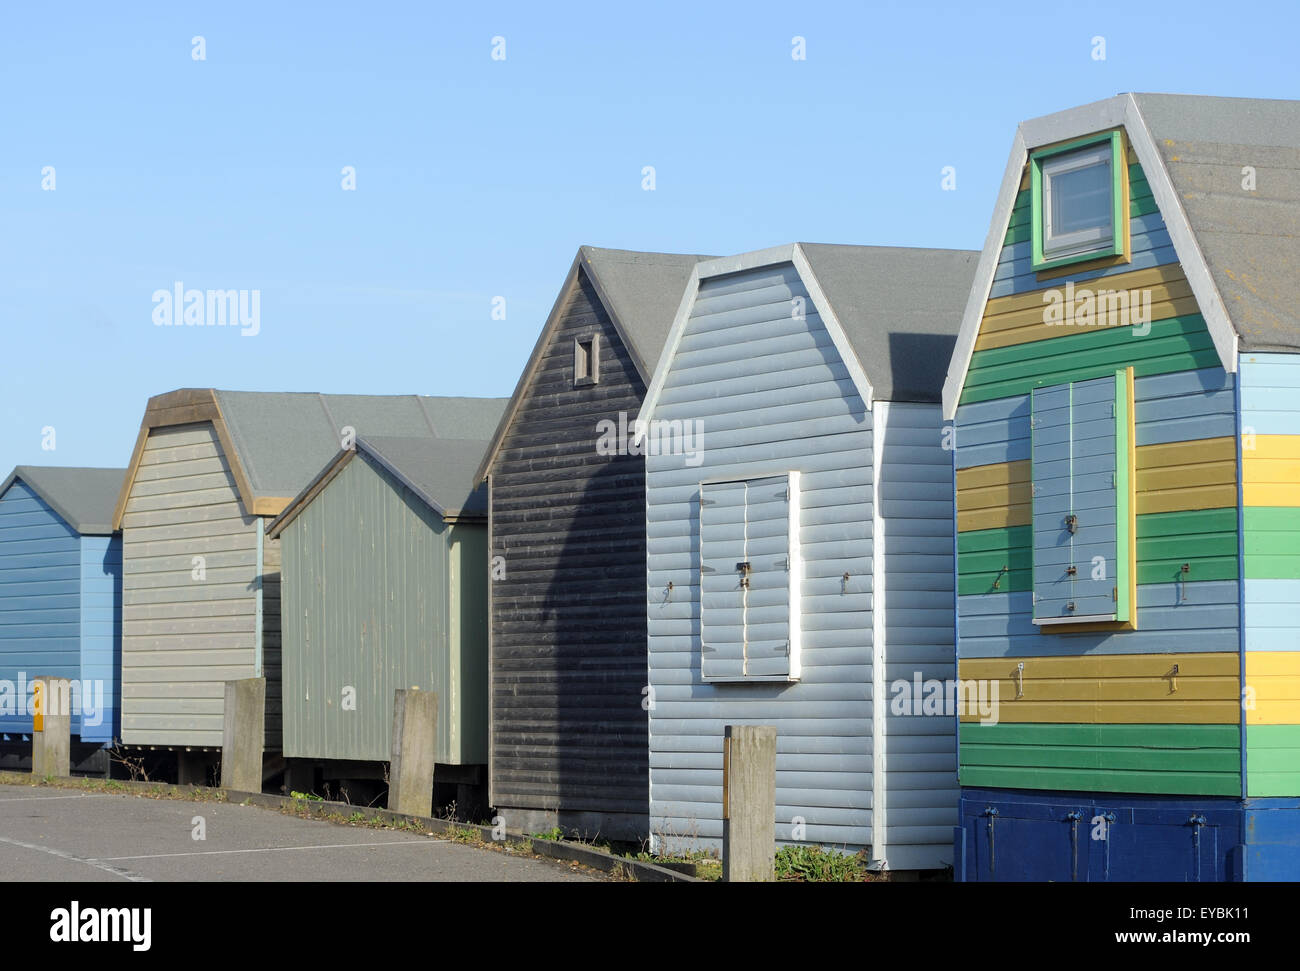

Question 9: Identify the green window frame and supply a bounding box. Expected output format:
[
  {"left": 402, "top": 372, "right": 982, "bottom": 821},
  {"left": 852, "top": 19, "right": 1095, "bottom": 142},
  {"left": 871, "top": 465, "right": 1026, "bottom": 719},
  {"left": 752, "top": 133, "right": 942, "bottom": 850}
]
[{"left": 1030, "top": 130, "right": 1127, "bottom": 272}]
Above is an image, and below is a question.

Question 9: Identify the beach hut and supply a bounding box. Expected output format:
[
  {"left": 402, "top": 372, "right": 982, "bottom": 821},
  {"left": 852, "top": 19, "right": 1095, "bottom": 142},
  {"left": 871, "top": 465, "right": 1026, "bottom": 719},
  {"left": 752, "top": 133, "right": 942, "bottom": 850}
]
[
  {"left": 475, "top": 246, "right": 710, "bottom": 839},
  {"left": 266, "top": 434, "right": 498, "bottom": 809},
  {"left": 112, "top": 388, "right": 505, "bottom": 783},
  {"left": 0, "top": 466, "right": 124, "bottom": 771},
  {"left": 944, "top": 93, "right": 1300, "bottom": 880},
  {"left": 636, "top": 242, "right": 978, "bottom": 870}
]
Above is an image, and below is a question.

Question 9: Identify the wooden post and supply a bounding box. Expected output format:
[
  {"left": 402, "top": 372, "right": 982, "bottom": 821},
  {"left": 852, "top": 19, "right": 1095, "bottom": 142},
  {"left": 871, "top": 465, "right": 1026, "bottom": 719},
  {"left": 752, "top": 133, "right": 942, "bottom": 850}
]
[
  {"left": 722, "top": 724, "right": 777, "bottom": 882},
  {"left": 389, "top": 689, "right": 438, "bottom": 817},
  {"left": 31, "top": 676, "right": 71, "bottom": 778},
  {"left": 220, "top": 678, "right": 266, "bottom": 792}
]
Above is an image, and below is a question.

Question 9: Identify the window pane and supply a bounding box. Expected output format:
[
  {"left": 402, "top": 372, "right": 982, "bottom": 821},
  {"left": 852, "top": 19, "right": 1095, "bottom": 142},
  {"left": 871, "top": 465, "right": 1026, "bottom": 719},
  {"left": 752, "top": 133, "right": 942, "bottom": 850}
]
[{"left": 1051, "top": 160, "right": 1112, "bottom": 235}]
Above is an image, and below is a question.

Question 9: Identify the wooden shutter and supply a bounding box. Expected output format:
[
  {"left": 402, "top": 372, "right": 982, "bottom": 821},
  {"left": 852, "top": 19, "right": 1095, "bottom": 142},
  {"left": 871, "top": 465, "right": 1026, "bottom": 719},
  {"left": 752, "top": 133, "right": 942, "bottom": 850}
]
[
  {"left": 1031, "top": 371, "right": 1134, "bottom": 626},
  {"left": 699, "top": 473, "right": 801, "bottom": 681}
]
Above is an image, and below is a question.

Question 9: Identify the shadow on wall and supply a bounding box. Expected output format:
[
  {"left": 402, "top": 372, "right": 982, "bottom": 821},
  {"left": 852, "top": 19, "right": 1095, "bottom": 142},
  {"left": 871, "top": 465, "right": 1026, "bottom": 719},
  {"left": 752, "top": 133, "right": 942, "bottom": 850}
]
[{"left": 888, "top": 332, "right": 958, "bottom": 402}]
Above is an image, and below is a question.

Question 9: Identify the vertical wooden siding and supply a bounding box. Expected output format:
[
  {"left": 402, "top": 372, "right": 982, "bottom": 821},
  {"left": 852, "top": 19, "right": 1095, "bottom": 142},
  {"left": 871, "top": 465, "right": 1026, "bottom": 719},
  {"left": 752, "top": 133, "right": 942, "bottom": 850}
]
[
  {"left": 647, "top": 262, "right": 875, "bottom": 853},
  {"left": 120, "top": 422, "right": 259, "bottom": 747},
  {"left": 0, "top": 482, "right": 81, "bottom": 734},
  {"left": 280, "top": 453, "right": 485, "bottom": 764},
  {"left": 488, "top": 269, "right": 650, "bottom": 826}
]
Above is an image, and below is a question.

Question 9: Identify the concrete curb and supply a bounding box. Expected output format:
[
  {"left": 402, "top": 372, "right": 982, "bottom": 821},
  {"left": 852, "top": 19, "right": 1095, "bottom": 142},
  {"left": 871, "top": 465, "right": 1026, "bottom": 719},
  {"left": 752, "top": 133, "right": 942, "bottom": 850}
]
[{"left": 7, "top": 773, "right": 701, "bottom": 883}]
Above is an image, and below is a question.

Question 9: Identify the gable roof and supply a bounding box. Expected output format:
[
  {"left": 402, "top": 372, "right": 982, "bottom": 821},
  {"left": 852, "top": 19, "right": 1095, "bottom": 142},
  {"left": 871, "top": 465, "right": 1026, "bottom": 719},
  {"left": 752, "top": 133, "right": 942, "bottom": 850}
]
[
  {"left": 266, "top": 435, "right": 492, "bottom": 538},
  {"left": 1132, "top": 93, "right": 1300, "bottom": 356},
  {"left": 1, "top": 466, "right": 126, "bottom": 535},
  {"left": 942, "top": 92, "right": 1300, "bottom": 418},
  {"left": 474, "top": 245, "right": 713, "bottom": 481},
  {"left": 113, "top": 389, "right": 507, "bottom": 528},
  {"left": 636, "top": 242, "right": 978, "bottom": 433}
]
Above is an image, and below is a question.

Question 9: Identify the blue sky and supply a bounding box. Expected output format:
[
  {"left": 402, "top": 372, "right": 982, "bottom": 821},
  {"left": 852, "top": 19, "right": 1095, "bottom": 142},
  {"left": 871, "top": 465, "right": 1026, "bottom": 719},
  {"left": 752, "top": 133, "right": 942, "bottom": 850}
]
[{"left": 1, "top": 0, "right": 1295, "bottom": 469}]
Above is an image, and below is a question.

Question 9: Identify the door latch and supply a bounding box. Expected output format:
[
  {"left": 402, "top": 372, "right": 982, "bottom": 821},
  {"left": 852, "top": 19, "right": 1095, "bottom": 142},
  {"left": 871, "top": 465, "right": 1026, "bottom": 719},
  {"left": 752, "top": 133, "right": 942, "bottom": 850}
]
[
  {"left": 1064, "top": 514, "right": 1078, "bottom": 535},
  {"left": 736, "top": 561, "right": 752, "bottom": 588}
]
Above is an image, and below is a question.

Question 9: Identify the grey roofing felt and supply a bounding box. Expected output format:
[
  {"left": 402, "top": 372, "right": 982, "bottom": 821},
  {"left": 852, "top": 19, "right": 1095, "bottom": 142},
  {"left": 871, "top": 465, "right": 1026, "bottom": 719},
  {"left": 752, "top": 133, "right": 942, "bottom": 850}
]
[
  {"left": 0, "top": 466, "right": 126, "bottom": 534},
  {"left": 211, "top": 392, "right": 508, "bottom": 498},
  {"left": 580, "top": 246, "right": 715, "bottom": 374},
  {"left": 1132, "top": 93, "right": 1300, "bottom": 353},
  {"left": 358, "top": 436, "right": 492, "bottom": 517},
  {"left": 799, "top": 243, "right": 981, "bottom": 401}
]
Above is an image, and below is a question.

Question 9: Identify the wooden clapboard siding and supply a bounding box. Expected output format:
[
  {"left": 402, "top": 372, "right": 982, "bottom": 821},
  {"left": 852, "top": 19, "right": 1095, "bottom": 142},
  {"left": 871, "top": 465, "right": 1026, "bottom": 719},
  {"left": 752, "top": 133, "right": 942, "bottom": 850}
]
[
  {"left": 876, "top": 402, "right": 957, "bottom": 870},
  {"left": 958, "top": 508, "right": 1239, "bottom": 596},
  {"left": 279, "top": 451, "right": 486, "bottom": 765},
  {"left": 1243, "top": 435, "right": 1300, "bottom": 507},
  {"left": 487, "top": 269, "right": 650, "bottom": 829},
  {"left": 962, "top": 315, "right": 1220, "bottom": 406},
  {"left": 120, "top": 422, "right": 262, "bottom": 747},
  {"left": 1246, "top": 726, "right": 1300, "bottom": 797},
  {"left": 261, "top": 529, "right": 282, "bottom": 750},
  {"left": 977, "top": 263, "right": 1192, "bottom": 352},
  {"left": 0, "top": 481, "right": 82, "bottom": 734},
  {"left": 955, "top": 367, "right": 1235, "bottom": 470},
  {"left": 958, "top": 652, "right": 1239, "bottom": 724},
  {"left": 959, "top": 722, "right": 1241, "bottom": 796},
  {"left": 958, "top": 580, "right": 1239, "bottom": 659},
  {"left": 956, "top": 436, "right": 1236, "bottom": 534},
  {"left": 78, "top": 534, "right": 122, "bottom": 742},
  {"left": 1244, "top": 652, "right": 1300, "bottom": 725},
  {"left": 647, "top": 261, "right": 876, "bottom": 853},
  {"left": 1241, "top": 353, "right": 1300, "bottom": 796}
]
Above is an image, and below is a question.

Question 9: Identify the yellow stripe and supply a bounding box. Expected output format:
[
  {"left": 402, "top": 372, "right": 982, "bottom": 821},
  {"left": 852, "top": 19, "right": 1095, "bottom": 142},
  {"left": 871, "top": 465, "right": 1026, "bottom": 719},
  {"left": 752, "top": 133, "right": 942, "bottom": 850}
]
[
  {"left": 978, "top": 293, "right": 1197, "bottom": 353},
  {"left": 1243, "top": 435, "right": 1300, "bottom": 507},
  {"left": 958, "top": 653, "right": 1240, "bottom": 724},
  {"left": 1245, "top": 652, "right": 1300, "bottom": 725},
  {"left": 956, "top": 461, "right": 1031, "bottom": 531},
  {"left": 975, "top": 264, "right": 1189, "bottom": 353},
  {"left": 956, "top": 436, "right": 1237, "bottom": 532},
  {"left": 1135, "top": 437, "right": 1238, "bottom": 514}
]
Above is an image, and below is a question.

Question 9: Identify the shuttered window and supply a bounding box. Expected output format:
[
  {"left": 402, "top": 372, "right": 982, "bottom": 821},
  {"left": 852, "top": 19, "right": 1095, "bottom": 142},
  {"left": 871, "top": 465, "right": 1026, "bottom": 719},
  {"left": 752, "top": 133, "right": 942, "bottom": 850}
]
[
  {"left": 699, "top": 472, "right": 801, "bottom": 681},
  {"left": 1030, "top": 369, "right": 1135, "bottom": 626}
]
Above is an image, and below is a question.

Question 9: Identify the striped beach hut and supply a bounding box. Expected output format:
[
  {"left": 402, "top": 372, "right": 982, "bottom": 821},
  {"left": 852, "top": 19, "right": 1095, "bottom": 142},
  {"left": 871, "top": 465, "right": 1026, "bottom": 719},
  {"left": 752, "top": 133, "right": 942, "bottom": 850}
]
[{"left": 944, "top": 93, "right": 1300, "bottom": 880}]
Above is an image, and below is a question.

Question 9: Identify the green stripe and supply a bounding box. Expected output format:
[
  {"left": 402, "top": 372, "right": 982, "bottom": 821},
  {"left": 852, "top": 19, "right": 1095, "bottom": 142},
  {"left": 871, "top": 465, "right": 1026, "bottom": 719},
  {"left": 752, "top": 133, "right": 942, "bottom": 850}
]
[
  {"left": 1244, "top": 507, "right": 1300, "bottom": 579},
  {"left": 961, "top": 314, "right": 1221, "bottom": 405},
  {"left": 1137, "top": 508, "right": 1240, "bottom": 585},
  {"left": 957, "top": 509, "right": 1238, "bottom": 595},
  {"left": 959, "top": 722, "right": 1241, "bottom": 796},
  {"left": 1247, "top": 725, "right": 1300, "bottom": 797}
]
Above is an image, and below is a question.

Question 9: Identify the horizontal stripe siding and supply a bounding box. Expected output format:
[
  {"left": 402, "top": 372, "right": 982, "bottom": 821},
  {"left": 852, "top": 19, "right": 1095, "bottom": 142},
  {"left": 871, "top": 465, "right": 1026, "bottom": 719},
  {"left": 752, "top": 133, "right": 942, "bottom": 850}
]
[
  {"left": 959, "top": 722, "right": 1241, "bottom": 796},
  {"left": 978, "top": 262, "right": 1189, "bottom": 352},
  {"left": 1242, "top": 435, "right": 1300, "bottom": 507},
  {"left": 957, "top": 580, "right": 1239, "bottom": 659},
  {"left": 1240, "top": 352, "right": 1300, "bottom": 436},
  {"left": 1245, "top": 579, "right": 1300, "bottom": 652},
  {"left": 956, "top": 436, "right": 1237, "bottom": 535},
  {"left": 954, "top": 367, "right": 1235, "bottom": 470},
  {"left": 961, "top": 315, "right": 1220, "bottom": 406},
  {"left": 1246, "top": 725, "right": 1300, "bottom": 797},
  {"left": 958, "top": 652, "right": 1239, "bottom": 724},
  {"left": 78, "top": 534, "right": 122, "bottom": 742},
  {"left": 958, "top": 508, "right": 1239, "bottom": 596},
  {"left": 1244, "top": 652, "right": 1300, "bottom": 725}
]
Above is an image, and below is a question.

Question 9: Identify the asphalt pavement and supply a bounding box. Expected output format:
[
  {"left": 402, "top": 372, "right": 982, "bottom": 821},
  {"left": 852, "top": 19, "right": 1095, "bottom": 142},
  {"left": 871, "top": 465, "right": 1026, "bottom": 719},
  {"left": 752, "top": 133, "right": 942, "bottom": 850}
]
[{"left": 0, "top": 783, "right": 599, "bottom": 882}]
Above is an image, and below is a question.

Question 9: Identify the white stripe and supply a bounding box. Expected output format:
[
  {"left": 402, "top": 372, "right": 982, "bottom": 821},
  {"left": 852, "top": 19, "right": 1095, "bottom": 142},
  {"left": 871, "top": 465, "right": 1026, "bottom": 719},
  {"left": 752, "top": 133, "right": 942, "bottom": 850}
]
[
  {"left": 100, "top": 839, "right": 446, "bottom": 861},
  {"left": 0, "top": 835, "right": 148, "bottom": 882}
]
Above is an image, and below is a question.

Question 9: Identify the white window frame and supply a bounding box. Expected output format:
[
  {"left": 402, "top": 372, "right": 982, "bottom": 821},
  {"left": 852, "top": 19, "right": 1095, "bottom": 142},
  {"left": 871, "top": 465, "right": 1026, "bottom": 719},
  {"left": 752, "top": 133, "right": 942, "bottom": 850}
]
[{"left": 1041, "top": 143, "right": 1115, "bottom": 262}]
